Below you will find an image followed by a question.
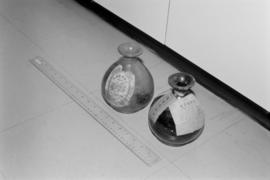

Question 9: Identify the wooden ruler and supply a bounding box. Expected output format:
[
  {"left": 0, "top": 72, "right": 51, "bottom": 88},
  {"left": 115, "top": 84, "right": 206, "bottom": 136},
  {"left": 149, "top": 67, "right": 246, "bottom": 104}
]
[{"left": 30, "top": 57, "right": 161, "bottom": 167}]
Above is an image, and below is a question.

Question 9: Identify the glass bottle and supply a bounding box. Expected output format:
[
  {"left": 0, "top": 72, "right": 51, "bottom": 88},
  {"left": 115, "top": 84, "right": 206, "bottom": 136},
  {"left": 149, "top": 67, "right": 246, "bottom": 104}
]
[
  {"left": 148, "top": 72, "right": 205, "bottom": 146},
  {"left": 101, "top": 42, "right": 154, "bottom": 113}
]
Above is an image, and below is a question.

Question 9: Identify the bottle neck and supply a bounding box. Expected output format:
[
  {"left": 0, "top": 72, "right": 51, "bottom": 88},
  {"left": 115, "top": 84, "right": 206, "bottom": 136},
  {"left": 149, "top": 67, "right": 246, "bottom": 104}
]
[
  {"left": 121, "top": 56, "right": 143, "bottom": 63},
  {"left": 118, "top": 42, "right": 143, "bottom": 57},
  {"left": 172, "top": 89, "right": 192, "bottom": 98},
  {"left": 168, "top": 72, "right": 195, "bottom": 98}
]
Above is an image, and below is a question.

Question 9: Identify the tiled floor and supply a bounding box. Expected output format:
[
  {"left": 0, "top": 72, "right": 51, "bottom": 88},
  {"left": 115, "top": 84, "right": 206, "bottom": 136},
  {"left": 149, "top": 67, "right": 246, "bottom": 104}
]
[{"left": 0, "top": 0, "right": 270, "bottom": 179}]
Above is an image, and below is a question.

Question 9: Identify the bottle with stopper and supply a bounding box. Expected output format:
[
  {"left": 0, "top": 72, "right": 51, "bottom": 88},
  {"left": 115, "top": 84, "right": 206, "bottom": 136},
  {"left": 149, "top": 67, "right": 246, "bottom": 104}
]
[
  {"left": 148, "top": 72, "right": 205, "bottom": 146},
  {"left": 101, "top": 42, "right": 154, "bottom": 113}
]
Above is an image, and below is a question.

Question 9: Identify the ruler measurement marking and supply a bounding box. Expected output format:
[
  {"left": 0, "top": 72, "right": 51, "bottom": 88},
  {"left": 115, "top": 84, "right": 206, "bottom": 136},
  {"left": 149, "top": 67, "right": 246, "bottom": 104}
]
[{"left": 30, "top": 57, "right": 161, "bottom": 166}]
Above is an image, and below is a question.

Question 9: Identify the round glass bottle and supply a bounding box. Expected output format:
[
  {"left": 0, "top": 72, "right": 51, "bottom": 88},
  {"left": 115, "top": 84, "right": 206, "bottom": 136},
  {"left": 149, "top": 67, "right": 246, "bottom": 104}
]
[
  {"left": 148, "top": 72, "right": 205, "bottom": 146},
  {"left": 101, "top": 42, "right": 154, "bottom": 113}
]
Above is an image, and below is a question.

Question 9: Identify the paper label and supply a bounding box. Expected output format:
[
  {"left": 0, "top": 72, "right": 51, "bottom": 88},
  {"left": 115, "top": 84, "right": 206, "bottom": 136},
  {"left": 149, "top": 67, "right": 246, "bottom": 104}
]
[
  {"left": 169, "top": 94, "right": 205, "bottom": 136},
  {"left": 149, "top": 92, "right": 176, "bottom": 123},
  {"left": 105, "top": 65, "right": 135, "bottom": 107}
]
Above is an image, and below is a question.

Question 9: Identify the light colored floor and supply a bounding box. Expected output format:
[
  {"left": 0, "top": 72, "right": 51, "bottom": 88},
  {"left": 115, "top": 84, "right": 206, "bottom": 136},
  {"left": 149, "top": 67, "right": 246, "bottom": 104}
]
[{"left": 0, "top": 0, "right": 270, "bottom": 179}]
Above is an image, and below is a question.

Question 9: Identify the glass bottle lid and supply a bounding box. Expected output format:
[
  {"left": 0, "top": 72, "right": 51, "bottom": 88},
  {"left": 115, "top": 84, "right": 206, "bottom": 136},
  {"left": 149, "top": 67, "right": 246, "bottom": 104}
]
[
  {"left": 168, "top": 72, "right": 195, "bottom": 91},
  {"left": 118, "top": 42, "right": 143, "bottom": 57}
]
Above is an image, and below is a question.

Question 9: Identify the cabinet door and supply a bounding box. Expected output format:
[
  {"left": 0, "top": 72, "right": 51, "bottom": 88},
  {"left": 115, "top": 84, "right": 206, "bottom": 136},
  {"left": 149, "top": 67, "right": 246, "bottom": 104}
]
[
  {"left": 166, "top": 0, "right": 270, "bottom": 111},
  {"left": 95, "top": 0, "right": 169, "bottom": 43}
]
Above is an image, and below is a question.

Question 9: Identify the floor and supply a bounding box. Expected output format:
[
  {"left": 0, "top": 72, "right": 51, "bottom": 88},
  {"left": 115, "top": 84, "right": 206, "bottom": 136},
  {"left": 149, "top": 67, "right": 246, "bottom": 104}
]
[{"left": 0, "top": 0, "right": 270, "bottom": 179}]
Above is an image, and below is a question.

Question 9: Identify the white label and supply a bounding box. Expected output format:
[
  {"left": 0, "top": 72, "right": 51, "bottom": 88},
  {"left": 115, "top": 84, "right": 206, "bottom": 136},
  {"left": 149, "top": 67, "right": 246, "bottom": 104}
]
[
  {"left": 169, "top": 94, "right": 205, "bottom": 136},
  {"left": 105, "top": 65, "right": 135, "bottom": 107},
  {"left": 34, "top": 58, "right": 42, "bottom": 64},
  {"left": 149, "top": 92, "right": 176, "bottom": 123}
]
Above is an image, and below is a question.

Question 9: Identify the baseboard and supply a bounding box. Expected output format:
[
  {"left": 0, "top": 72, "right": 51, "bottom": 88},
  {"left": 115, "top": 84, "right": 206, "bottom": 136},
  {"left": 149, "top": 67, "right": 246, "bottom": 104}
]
[{"left": 75, "top": 0, "right": 270, "bottom": 130}]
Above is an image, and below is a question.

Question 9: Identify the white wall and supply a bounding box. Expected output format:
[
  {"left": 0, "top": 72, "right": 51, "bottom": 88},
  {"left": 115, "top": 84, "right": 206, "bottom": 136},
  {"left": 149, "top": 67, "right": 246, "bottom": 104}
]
[
  {"left": 95, "top": 0, "right": 169, "bottom": 43},
  {"left": 166, "top": 0, "right": 270, "bottom": 110}
]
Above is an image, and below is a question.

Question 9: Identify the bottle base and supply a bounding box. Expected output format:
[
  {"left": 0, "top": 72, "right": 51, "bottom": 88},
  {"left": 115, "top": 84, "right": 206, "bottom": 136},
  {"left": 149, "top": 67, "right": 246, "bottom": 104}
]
[{"left": 149, "top": 120, "right": 204, "bottom": 147}]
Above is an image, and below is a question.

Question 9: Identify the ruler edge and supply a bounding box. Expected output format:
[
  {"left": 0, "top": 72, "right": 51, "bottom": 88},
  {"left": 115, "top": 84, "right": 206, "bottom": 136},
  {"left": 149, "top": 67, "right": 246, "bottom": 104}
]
[{"left": 29, "top": 57, "right": 161, "bottom": 166}]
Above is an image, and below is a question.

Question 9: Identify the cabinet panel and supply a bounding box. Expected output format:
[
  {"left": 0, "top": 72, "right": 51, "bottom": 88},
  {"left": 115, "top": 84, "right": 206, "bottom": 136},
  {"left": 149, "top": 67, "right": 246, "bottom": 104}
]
[
  {"left": 95, "top": 0, "right": 169, "bottom": 43},
  {"left": 166, "top": 0, "right": 270, "bottom": 111}
]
